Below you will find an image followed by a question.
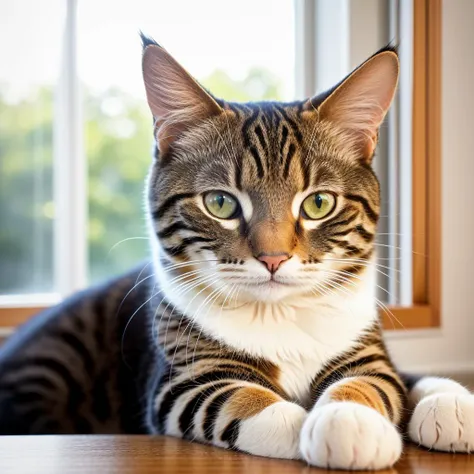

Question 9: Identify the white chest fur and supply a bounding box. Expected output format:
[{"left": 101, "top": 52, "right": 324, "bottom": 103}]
[{"left": 156, "top": 261, "right": 378, "bottom": 405}]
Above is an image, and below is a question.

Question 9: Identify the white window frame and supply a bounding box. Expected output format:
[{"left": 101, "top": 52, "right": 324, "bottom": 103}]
[{"left": 53, "top": 0, "right": 87, "bottom": 298}]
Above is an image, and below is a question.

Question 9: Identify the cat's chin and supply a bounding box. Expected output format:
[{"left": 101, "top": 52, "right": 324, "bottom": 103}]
[{"left": 234, "top": 281, "right": 309, "bottom": 304}]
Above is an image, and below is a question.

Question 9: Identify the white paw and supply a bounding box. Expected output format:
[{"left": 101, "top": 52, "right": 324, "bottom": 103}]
[
  {"left": 300, "top": 402, "right": 402, "bottom": 470},
  {"left": 409, "top": 393, "right": 474, "bottom": 452},
  {"left": 236, "top": 401, "right": 307, "bottom": 459}
]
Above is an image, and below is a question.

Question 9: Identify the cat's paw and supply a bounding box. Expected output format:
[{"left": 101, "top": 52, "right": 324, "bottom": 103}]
[
  {"left": 235, "top": 401, "right": 307, "bottom": 459},
  {"left": 300, "top": 402, "right": 402, "bottom": 470},
  {"left": 409, "top": 393, "right": 474, "bottom": 452}
]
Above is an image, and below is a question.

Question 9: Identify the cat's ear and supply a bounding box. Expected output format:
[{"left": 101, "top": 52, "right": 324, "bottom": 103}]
[
  {"left": 142, "top": 38, "right": 224, "bottom": 157},
  {"left": 304, "top": 48, "right": 399, "bottom": 162}
]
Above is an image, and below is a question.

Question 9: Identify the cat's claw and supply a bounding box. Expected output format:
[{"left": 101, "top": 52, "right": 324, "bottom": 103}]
[
  {"left": 409, "top": 393, "right": 474, "bottom": 452},
  {"left": 300, "top": 402, "right": 402, "bottom": 470}
]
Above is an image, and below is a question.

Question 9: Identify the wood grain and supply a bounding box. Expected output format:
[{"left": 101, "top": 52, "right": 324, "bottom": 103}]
[
  {"left": 0, "top": 436, "right": 472, "bottom": 474},
  {"left": 0, "top": 306, "right": 48, "bottom": 329},
  {"left": 425, "top": 0, "right": 442, "bottom": 327},
  {"left": 412, "top": 0, "right": 428, "bottom": 305},
  {"left": 411, "top": 0, "right": 442, "bottom": 326},
  {"left": 380, "top": 304, "right": 434, "bottom": 330}
]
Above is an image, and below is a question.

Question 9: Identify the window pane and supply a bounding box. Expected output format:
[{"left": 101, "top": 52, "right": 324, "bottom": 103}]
[
  {"left": 0, "top": 1, "right": 65, "bottom": 294},
  {"left": 78, "top": 0, "right": 295, "bottom": 283},
  {"left": 348, "top": 0, "right": 411, "bottom": 306}
]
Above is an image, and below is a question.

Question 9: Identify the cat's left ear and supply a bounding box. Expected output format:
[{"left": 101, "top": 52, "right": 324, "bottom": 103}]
[
  {"left": 304, "top": 48, "right": 399, "bottom": 163},
  {"left": 141, "top": 37, "right": 224, "bottom": 157}
]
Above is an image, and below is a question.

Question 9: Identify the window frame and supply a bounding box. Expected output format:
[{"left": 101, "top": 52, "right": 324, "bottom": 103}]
[
  {"left": 387, "top": 0, "right": 441, "bottom": 329},
  {"left": 0, "top": 0, "right": 441, "bottom": 332}
]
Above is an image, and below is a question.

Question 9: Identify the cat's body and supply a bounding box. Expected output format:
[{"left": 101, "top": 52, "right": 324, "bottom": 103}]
[
  {"left": 0, "top": 264, "right": 155, "bottom": 434},
  {"left": 1, "top": 36, "right": 474, "bottom": 470}
]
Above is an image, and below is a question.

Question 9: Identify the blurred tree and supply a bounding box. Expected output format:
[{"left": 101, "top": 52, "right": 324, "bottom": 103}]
[
  {"left": 0, "top": 86, "right": 54, "bottom": 294},
  {"left": 84, "top": 88, "right": 151, "bottom": 283},
  {"left": 0, "top": 68, "right": 282, "bottom": 293},
  {"left": 201, "top": 68, "right": 282, "bottom": 102}
]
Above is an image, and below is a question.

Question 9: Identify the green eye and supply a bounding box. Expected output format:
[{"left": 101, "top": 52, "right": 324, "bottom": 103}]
[
  {"left": 204, "top": 191, "right": 239, "bottom": 219},
  {"left": 302, "top": 192, "right": 336, "bottom": 220}
]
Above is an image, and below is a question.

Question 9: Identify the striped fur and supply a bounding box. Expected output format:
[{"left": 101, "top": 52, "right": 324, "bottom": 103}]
[
  {"left": 0, "top": 265, "right": 156, "bottom": 434},
  {"left": 0, "top": 37, "right": 472, "bottom": 471}
]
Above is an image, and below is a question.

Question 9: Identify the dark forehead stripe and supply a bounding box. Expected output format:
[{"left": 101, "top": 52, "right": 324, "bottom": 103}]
[
  {"left": 282, "top": 143, "right": 296, "bottom": 180},
  {"left": 234, "top": 158, "right": 243, "bottom": 190},
  {"left": 254, "top": 125, "right": 268, "bottom": 152},
  {"left": 252, "top": 124, "right": 269, "bottom": 179},
  {"left": 233, "top": 102, "right": 307, "bottom": 187},
  {"left": 301, "top": 154, "right": 311, "bottom": 190},
  {"left": 260, "top": 111, "right": 271, "bottom": 129},
  {"left": 274, "top": 104, "right": 303, "bottom": 144},
  {"left": 241, "top": 106, "right": 259, "bottom": 144},
  {"left": 248, "top": 146, "right": 265, "bottom": 179},
  {"left": 279, "top": 125, "right": 289, "bottom": 164},
  {"left": 241, "top": 106, "right": 268, "bottom": 180}
]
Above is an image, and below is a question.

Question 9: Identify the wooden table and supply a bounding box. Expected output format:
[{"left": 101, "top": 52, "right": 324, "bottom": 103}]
[{"left": 0, "top": 436, "right": 472, "bottom": 474}]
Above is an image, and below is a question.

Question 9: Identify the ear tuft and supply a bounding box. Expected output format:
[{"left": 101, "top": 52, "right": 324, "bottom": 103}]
[
  {"left": 305, "top": 48, "right": 399, "bottom": 162},
  {"left": 139, "top": 31, "right": 160, "bottom": 50},
  {"left": 142, "top": 42, "right": 223, "bottom": 157}
]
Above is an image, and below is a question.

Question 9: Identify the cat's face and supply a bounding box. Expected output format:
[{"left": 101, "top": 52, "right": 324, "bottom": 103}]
[{"left": 142, "top": 37, "right": 398, "bottom": 304}]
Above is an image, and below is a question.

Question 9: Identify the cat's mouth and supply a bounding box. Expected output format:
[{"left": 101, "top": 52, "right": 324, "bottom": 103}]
[
  {"left": 226, "top": 275, "right": 299, "bottom": 288},
  {"left": 255, "top": 280, "right": 292, "bottom": 288},
  {"left": 224, "top": 275, "right": 312, "bottom": 303}
]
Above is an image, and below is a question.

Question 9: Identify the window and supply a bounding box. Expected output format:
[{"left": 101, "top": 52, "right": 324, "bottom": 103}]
[
  {"left": 0, "top": 0, "right": 440, "bottom": 331},
  {"left": 0, "top": 1, "right": 65, "bottom": 297}
]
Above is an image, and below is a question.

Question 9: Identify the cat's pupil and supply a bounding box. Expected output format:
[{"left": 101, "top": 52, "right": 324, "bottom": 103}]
[
  {"left": 315, "top": 194, "right": 323, "bottom": 209},
  {"left": 216, "top": 194, "right": 225, "bottom": 208}
]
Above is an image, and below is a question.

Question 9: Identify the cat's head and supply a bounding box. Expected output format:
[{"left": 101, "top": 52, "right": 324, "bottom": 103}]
[{"left": 141, "top": 35, "right": 398, "bottom": 305}]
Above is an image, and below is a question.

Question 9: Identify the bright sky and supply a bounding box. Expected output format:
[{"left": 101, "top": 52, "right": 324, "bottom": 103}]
[{"left": 0, "top": 0, "right": 295, "bottom": 102}]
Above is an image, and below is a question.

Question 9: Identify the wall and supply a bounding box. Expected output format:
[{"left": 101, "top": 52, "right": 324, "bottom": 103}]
[{"left": 387, "top": 0, "right": 474, "bottom": 373}]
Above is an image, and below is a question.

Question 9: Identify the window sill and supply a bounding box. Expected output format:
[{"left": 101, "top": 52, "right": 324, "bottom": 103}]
[{"left": 0, "top": 303, "right": 437, "bottom": 332}]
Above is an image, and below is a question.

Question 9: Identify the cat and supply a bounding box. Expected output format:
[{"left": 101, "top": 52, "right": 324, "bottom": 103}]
[{"left": 0, "top": 34, "right": 473, "bottom": 470}]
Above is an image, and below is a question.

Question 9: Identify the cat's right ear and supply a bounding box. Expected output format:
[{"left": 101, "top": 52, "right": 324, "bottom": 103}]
[
  {"left": 303, "top": 47, "right": 399, "bottom": 163},
  {"left": 142, "top": 38, "right": 224, "bottom": 157}
]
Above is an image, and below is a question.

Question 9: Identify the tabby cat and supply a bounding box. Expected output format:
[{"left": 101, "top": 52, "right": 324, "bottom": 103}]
[{"left": 1, "top": 35, "right": 473, "bottom": 470}]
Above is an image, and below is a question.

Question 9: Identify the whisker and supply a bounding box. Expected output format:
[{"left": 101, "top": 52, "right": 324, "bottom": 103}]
[
  {"left": 324, "top": 257, "right": 401, "bottom": 274},
  {"left": 107, "top": 237, "right": 149, "bottom": 256},
  {"left": 159, "top": 258, "right": 221, "bottom": 272},
  {"left": 116, "top": 272, "right": 155, "bottom": 324},
  {"left": 154, "top": 272, "right": 218, "bottom": 345},
  {"left": 185, "top": 283, "right": 230, "bottom": 371},
  {"left": 151, "top": 269, "right": 215, "bottom": 342},
  {"left": 134, "top": 261, "right": 153, "bottom": 284},
  {"left": 375, "top": 297, "right": 406, "bottom": 330},
  {"left": 121, "top": 286, "right": 162, "bottom": 367},
  {"left": 157, "top": 275, "right": 220, "bottom": 344},
  {"left": 319, "top": 271, "right": 404, "bottom": 329},
  {"left": 322, "top": 268, "right": 393, "bottom": 297},
  {"left": 372, "top": 242, "right": 426, "bottom": 257},
  {"left": 167, "top": 278, "right": 221, "bottom": 381}
]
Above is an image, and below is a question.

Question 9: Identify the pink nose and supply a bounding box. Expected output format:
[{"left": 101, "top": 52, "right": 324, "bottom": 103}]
[{"left": 257, "top": 253, "right": 289, "bottom": 273}]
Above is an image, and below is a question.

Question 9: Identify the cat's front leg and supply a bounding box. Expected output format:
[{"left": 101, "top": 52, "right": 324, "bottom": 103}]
[
  {"left": 152, "top": 376, "right": 307, "bottom": 459},
  {"left": 408, "top": 376, "right": 474, "bottom": 452},
  {"left": 301, "top": 375, "right": 406, "bottom": 470}
]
